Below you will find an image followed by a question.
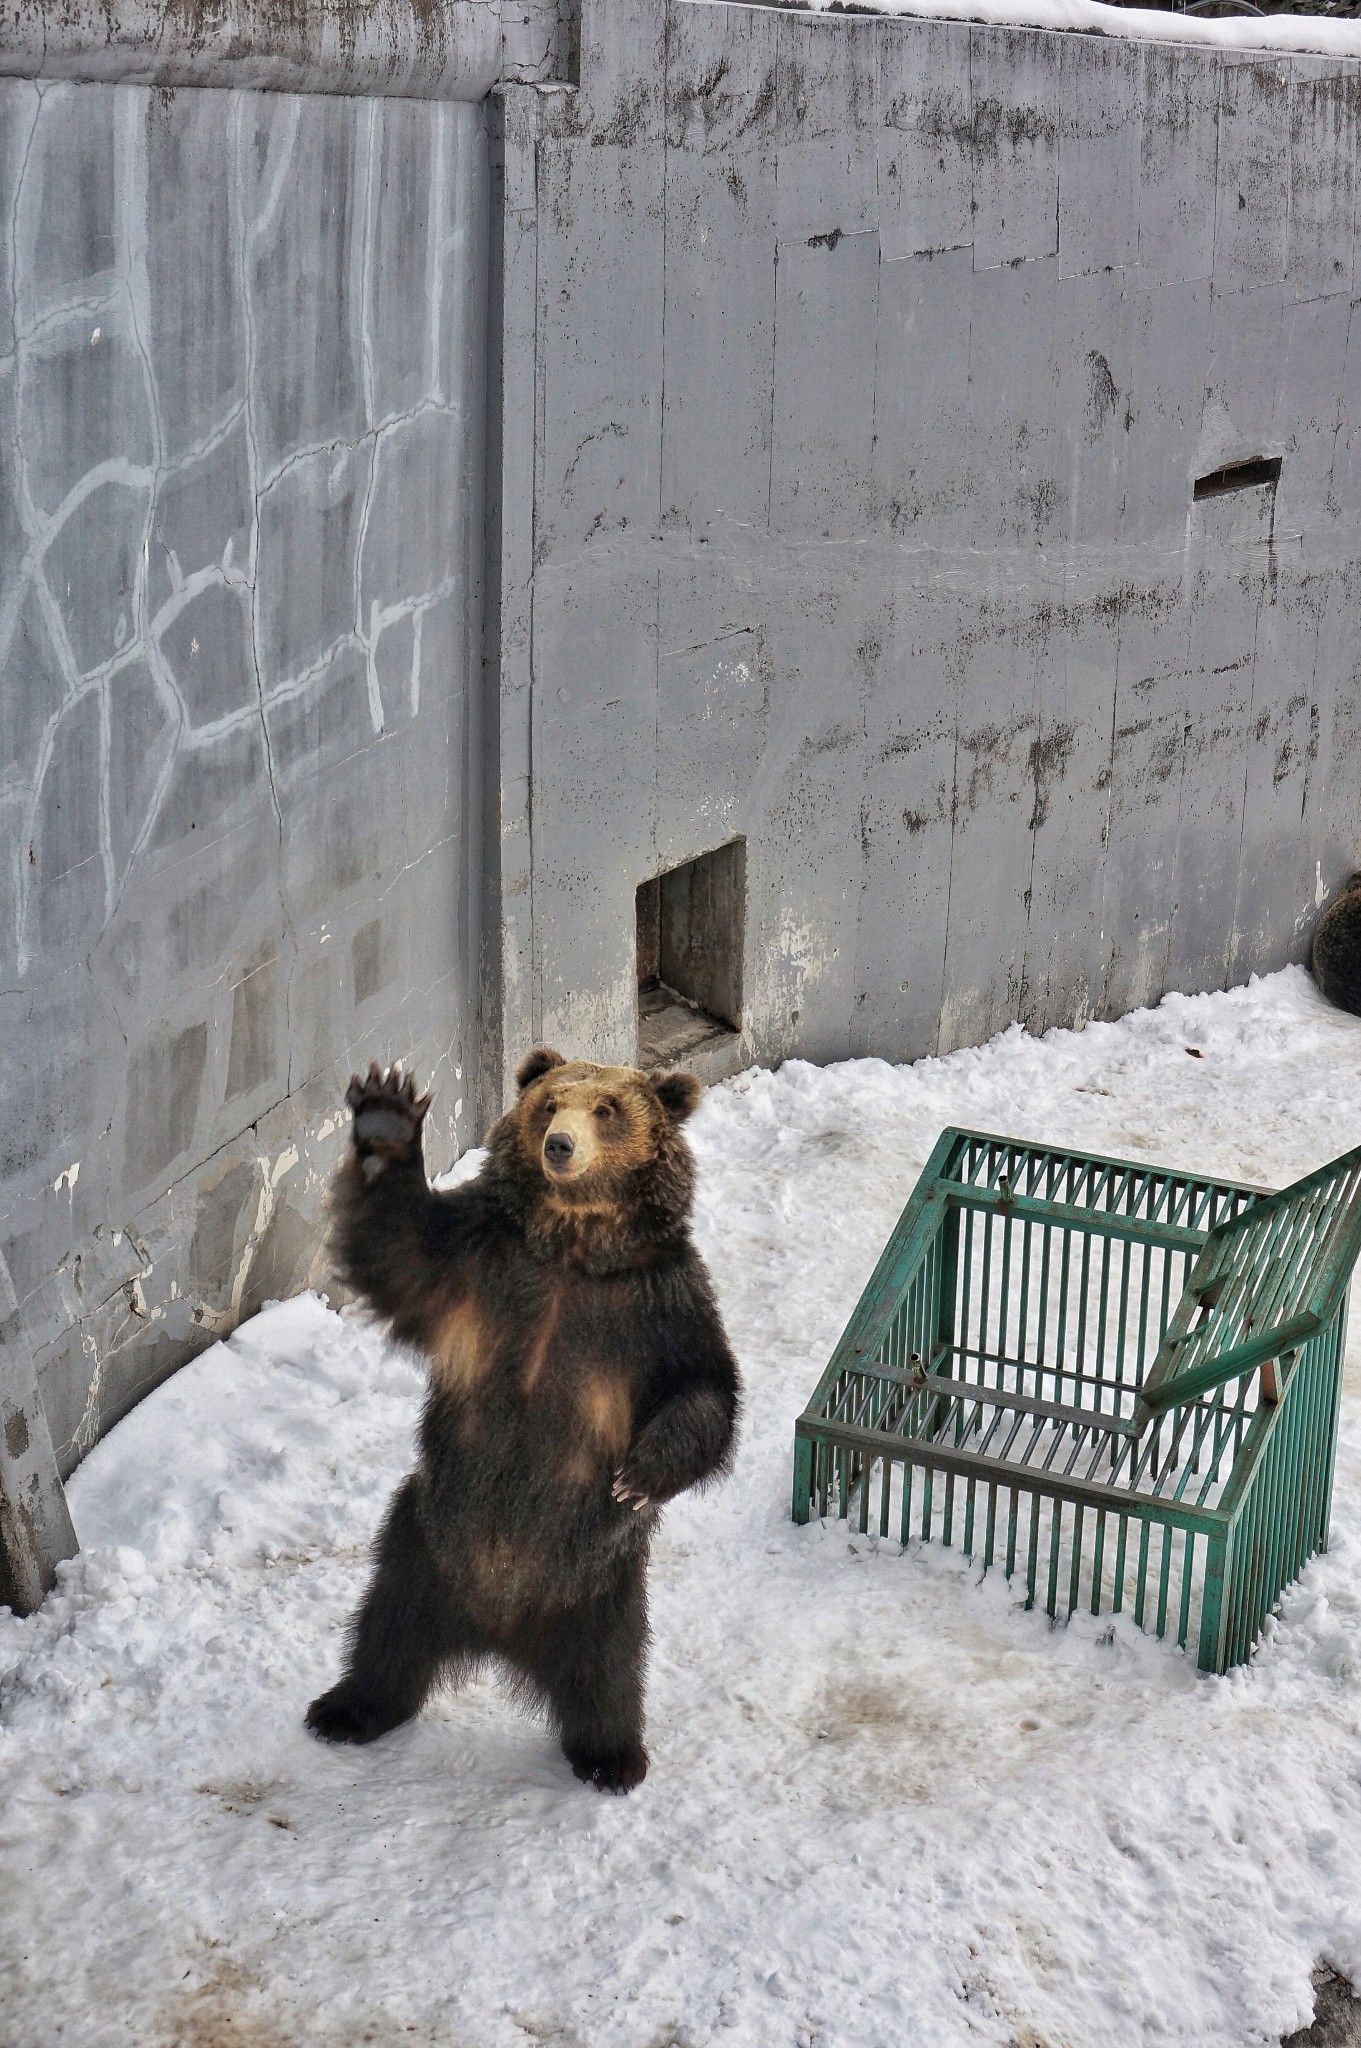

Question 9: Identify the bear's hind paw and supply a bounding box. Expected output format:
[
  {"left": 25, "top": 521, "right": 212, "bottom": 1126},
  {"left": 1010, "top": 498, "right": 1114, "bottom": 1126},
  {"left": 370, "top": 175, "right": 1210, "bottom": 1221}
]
[
  {"left": 305, "top": 1682, "right": 412, "bottom": 1746},
  {"left": 565, "top": 1744, "right": 649, "bottom": 1794}
]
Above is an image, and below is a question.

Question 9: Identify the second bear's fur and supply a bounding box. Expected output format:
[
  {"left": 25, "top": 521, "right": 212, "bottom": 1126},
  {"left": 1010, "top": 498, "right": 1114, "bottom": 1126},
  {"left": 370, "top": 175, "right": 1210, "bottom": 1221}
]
[
  {"left": 305, "top": 1049, "right": 741, "bottom": 1793},
  {"left": 1314, "top": 873, "right": 1361, "bottom": 1018}
]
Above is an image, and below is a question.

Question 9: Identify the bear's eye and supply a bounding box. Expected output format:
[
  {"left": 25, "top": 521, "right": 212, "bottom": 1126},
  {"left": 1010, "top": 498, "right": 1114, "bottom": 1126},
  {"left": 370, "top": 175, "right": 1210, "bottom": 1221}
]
[
  {"left": 594, "top": 1100, "right": 617, "bottom": 1122},
  {"left": 542, "top": 1098, "right": 557, "bottom": 1116}
]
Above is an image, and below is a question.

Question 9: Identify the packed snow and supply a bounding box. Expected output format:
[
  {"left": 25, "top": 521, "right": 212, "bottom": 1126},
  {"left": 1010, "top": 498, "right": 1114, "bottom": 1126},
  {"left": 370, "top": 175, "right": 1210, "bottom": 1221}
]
[
  {"left": 4, "top": 967, "right": 1361, "bottom": 2048},
  {"left": 729, "top": 0, "right": 1361, "bottom": 59}
]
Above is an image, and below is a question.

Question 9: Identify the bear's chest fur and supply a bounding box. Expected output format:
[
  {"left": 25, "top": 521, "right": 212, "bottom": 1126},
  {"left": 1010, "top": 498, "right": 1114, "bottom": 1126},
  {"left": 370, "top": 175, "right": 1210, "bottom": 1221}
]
[
  {"left": 423, "top": 1252, "right": 648, "bottom": 1494},
  {"left": 415, "top": 1254, "right": 659, "bottom": 1615}
]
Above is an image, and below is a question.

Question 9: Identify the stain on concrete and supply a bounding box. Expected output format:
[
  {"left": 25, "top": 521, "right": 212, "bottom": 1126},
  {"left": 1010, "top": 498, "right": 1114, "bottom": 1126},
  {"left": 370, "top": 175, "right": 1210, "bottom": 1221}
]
[{"left": 123, "top": 1023, "right": 209, "bottom": 1195}]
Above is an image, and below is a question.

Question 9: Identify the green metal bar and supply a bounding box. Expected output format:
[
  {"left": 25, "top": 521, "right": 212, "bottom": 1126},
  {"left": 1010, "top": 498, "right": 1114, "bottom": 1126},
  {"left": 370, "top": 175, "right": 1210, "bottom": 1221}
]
[
  {"left": 1046, "top": 1499, "right": 1062, "bottom": 1618},
  {"left": 1134, "top": 1244, "right": 1153, "bottom": 1391},
  {"left": 1177, "top": 1530, "right": 1195, "bottom": 1649},
  {"left": 1113, "top": 1514, "right": 1129, "bottom": 1614},
  {"left": 792, "top": 1437, "right": 814, "bottom": 1525},
  {"left": 979, "top": 1208, "right": 996, "bottom": 1389},
  {"left": 937, "top": 1198, "right": 961, "bottom": 1355},
  {"left": 1306, "top": 1184, "right": 1361, "bottom": 1326},
  {"left": 1158, "top": 1247, "right": 1174, "bottom": 1347},
  {"left": 793, "top": 1415, "right": 1228, "bottom": 1536},
  {"left": 1155, "top": 1525, "right": 1172, "bottom": 1638},
  {"left": 1095, "top": 1233, "right": 1113, "bottom": 1397},
  {"left": 947, "top": 1184, "right": 1212, "bottom": 1256},
  {"left": 1018, "top": 1218, "right": 1034, "bottom": 1372},
  {"left": 908, "top": 1369, "right": 1128, "bottom": 1437},
  {"left": 931, "top": 1344, "right": 1136, "bottom": 1401},
  {"left": 1113, "top": 1236, "right": 1131, "bottom": 1392},
  {"left": 1136, "top": 1314, "right": 1321, "bottom": 1419},
  {"left": 1055, "top": 1227, "right": 1073, "bottom": 1409},
  {"left": 1316, "top": 1302, "right": 1347, "bottom": 1548},
  {"left": 1069, "top": 1502, "right": 1085, "bottom": 1618},
  {"left": 1076, "top": 1231, "right": 1094, "bottom": 1417},
  {"left": 1198, "top": 1525, "right": 1230, "bottom": 1672}
]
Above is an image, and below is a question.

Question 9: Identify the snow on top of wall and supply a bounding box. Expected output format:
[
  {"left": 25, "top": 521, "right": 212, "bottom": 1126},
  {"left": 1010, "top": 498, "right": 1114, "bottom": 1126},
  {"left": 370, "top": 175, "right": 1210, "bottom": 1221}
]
[{"left": 704, "top": 0, "right": 1361, "bottom": 61}]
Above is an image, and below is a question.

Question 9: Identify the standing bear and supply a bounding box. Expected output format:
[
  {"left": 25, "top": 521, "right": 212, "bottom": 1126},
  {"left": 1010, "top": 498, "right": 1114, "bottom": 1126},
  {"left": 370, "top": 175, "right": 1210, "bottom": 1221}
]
[
  {"left": 1314, "top": 872, "right": 1361, "bottom": 1017},
  {"left": 306, "top": 1049, "right": 741, "bottom": 1792}
]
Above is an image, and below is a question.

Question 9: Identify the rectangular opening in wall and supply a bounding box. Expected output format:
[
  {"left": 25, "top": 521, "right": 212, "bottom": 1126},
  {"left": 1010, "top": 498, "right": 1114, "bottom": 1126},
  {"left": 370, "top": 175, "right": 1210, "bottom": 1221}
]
[
  {"left": 636, "top": 842, "right": 745, "bottom": 1081},
  {"left": 1193, "top": 456, "right": 1282, "bottom": 500}
]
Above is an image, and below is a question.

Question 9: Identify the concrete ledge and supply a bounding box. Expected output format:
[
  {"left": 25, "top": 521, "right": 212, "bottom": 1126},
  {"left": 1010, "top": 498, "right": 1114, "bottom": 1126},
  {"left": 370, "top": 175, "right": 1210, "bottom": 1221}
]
[{"left": 0, "top": 0, "right": 572, "bottom": 98}]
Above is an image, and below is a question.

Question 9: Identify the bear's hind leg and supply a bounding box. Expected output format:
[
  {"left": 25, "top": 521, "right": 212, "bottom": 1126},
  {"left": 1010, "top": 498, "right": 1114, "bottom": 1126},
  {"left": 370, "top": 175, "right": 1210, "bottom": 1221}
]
[
  {"left": 307, "top": 1476, "right": 474, "bottom": 1745},
  {"left": 516, "top": 1559, "right": 650, "bottom": 1793}
]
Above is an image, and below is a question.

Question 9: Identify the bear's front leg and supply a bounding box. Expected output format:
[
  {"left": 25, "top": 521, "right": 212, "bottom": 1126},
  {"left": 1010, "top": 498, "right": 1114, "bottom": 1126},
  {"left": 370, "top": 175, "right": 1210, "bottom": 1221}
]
[
  {"left": 611, "top": 1386, "right": 735, "bottom": 1511},
  {"left": 512, "top": 1556, "right": 650, "bottom": 1793},
  {"left": 330, "top": 1063, "right": 453, "bottom": 1340},
  {"left": 307, "top": 1476, "right": 475, "bottom": 1745}
]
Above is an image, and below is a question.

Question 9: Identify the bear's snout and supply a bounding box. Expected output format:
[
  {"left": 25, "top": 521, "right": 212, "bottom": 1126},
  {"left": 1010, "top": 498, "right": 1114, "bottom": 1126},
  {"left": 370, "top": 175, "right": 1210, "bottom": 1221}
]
[{"left": 542, "top": 1105, "right": 598, "bottom": 1177}]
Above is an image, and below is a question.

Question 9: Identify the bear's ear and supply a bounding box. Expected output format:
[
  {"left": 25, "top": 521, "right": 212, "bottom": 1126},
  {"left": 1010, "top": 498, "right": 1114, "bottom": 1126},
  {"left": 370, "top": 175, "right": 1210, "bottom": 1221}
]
[
  {"left": 516, "top": 1047, "right": 566, "bottom": 1092},
  {"left": 653, "top": 1069, "right": 702, "bottom": 1124}
]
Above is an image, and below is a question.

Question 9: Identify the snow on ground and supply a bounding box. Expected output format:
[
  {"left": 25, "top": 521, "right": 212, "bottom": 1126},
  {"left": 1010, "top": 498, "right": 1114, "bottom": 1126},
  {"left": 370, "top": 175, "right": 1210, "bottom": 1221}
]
[{"left": 4, "top": 967, "right": 1361, "bottom": 2048}]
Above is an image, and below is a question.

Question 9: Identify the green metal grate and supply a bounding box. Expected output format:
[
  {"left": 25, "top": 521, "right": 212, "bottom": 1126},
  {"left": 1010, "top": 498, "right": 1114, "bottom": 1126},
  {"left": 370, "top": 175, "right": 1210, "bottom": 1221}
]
[{"left": 792, "top": 1130, "right": 1361, "bottom": 1672}]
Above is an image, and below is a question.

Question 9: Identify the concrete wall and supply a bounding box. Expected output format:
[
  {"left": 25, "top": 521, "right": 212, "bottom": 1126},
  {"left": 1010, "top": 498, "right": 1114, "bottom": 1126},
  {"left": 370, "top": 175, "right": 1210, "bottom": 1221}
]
[
  {"left": 0, "top": 72, "right": 491, "bottom": 1599},
  {"left": 488, "top": 0, "right": 1361, "bottom": 1084},
  {"left": 0, "top": 0, "right": 576, "bottom": 96}
]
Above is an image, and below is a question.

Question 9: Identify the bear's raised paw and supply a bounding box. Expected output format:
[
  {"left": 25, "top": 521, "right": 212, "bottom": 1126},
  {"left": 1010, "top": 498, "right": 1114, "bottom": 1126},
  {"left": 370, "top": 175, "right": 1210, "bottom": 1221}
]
[{"left": 346, "top": 1062, "right": 431, "bottom": 1167}]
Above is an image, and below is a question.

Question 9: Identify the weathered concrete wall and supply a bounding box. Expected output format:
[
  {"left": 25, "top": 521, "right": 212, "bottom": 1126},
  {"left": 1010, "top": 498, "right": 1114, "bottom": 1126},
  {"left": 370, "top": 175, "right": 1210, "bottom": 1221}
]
[
  {"left": 0, "top": 0, "right": 575, "bottom": 96},
  {"left": 488, "top": 0, "right": 1361, "bottom": 1085},
  {"left": 0, "top": 75, "right": 490, "bottom": 1537}
]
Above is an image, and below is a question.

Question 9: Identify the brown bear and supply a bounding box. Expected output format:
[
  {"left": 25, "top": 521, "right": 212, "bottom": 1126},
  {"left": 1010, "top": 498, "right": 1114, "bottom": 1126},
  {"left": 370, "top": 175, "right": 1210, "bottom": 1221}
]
[
  {"left": 1314, "top": 873, "right": 1361, "bottom": 1017},
  {"left": 305, "top": 1049, "right": 741, "bottom": 1793}
]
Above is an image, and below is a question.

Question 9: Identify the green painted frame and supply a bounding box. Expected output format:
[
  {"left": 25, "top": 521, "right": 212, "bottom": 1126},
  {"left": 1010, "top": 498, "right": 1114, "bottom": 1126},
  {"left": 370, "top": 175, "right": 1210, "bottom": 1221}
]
[{"left": 792, "top": 1129, "right": 1360, "bottom": 1673}]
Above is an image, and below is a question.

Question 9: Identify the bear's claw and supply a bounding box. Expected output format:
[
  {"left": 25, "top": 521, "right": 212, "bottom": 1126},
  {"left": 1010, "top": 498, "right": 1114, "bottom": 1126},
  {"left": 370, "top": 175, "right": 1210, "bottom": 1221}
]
[{"left": 345, "top": 1062, "right": 432, "bottom": 1161}]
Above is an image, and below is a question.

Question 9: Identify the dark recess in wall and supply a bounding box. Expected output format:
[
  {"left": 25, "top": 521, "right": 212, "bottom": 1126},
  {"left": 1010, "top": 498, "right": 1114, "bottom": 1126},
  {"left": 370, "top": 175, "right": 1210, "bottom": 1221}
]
[
  {"left": 1194, "top": 456, "right": 1283, "bottom": 499},
  {"left": 636, "top": 842, "right": 745, "bottom": 1079}
]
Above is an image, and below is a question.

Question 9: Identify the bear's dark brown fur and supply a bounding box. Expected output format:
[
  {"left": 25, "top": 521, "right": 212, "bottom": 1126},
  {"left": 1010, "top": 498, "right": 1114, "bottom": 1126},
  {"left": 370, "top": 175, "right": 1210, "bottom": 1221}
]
[
  {"left": 1314, "top": 873, "right": 1361, "bottom": 1018},
  {"left": 305, "top": 1049, "right": 741, "bottom": 1793}
]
